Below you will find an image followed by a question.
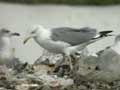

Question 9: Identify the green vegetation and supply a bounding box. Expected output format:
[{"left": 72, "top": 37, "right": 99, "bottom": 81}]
[{"left": 1, "top": 0, "right": 120, "bottom": 5}]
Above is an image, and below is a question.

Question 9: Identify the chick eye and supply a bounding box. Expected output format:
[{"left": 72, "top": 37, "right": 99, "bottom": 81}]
[{"left": 1, "top": 29, "right": 10, "bottom": 33}]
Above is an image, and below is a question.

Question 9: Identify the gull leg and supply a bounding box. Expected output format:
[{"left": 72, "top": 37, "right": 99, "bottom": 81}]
[
  {"left": 68, "top": 56, "right": 73, "bottom": 70},
  {"left": 64, "top": 55, "right": 68, "bottom": 64},
  {"left": 63, "top": 54, "right": 73, "bottom": 70},
  {"left": 62, "top": 53, "right": 67, "bottom": 64}
]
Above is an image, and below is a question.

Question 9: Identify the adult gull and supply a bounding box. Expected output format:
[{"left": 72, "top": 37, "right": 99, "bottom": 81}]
[
  {"left": 24, "top": 25, "right": 113, "bottom": 69},
  {"left": 0, "top": 28, "right": 20, "bottom": 67}
]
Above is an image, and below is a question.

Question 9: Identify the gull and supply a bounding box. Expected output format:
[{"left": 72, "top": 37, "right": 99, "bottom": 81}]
[
  {"left": 0, "top": 28, "right": 20, "bottom": 68},
  {"left": 23, "top": 25, "right": 113, "bottom": 70}
]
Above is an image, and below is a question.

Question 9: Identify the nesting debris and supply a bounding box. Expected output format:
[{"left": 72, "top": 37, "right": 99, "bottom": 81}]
[
  {"left": 34, "top": 50, "right": 63, "bottom": 65},
  {"left": 53, "top": 64, "right": 70, "bottom": 77},
  {"left": 1, "top": 56, "right": 120, "bottom": 90},
  {"left": 2, "top": 34, "right": 120, "bottom": 90}
]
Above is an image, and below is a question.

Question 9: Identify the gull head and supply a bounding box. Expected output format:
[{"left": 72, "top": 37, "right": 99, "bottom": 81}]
[
  {"left": 0, "top": 28, "right": 20, "bottom": 37},
  {"left": 23, "top": 25, "right": 45, "bottom": 44}
]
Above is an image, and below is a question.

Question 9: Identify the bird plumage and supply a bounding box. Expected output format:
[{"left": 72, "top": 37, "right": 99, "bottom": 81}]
[
  {"left": 24, "top": 25, "right": 113, "bottom": 70},
  {"left": 0, "top": 28, "right": 20, "bottom": 66},
  {"left": 51, "top": 27, "right": 97, "bottom": 46}
]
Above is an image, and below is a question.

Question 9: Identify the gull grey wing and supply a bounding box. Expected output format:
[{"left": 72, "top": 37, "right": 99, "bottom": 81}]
[{"left": 51, "top": 27, "right": 97, "bottom": 46}]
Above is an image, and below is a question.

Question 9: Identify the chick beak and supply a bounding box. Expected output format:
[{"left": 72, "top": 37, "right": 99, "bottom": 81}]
[{"left": 11, "top": 32, "right": 20, "bottom": 36}]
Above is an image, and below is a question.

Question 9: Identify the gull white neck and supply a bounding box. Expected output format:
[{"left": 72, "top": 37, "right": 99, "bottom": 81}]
[{"left": 37, "top": 28, "right": 51, "bottom": 40}]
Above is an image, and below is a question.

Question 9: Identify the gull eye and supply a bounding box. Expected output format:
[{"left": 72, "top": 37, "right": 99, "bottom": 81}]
[{"left": 31, "top": 30, "right": 36, "bottom": 34}]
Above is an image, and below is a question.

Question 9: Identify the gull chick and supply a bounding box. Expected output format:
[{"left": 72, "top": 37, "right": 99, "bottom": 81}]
[
  {"left": 24, "top": 25, "right": 113, "bottom": 70},
  {"left": 0, "top": 28, "right": 20, "bottom": 67}
]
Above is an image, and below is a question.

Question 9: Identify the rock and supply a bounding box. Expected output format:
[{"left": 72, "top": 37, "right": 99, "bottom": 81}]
[
  {"left": 15, "top": 84, "right": 29, "bottom": 90},
  {"left": 0, "top": 65, "right": 11, "bottom": 80},
  {"left": 74, "top": 52, "right": 120, "bottom": 82},
  {"left": 0, "top": 87, "right": 8, "bottom": 90},
  {"left": 59, "top": 78, "right": 73, "bottom": 87},
  {"left": 41, "top": 85, "right": 52, "bottom": 90},
  {"left": 29, "top": 73, "right": 74, "bottom": 88},
  {"left": 15, "top": 84, "right": 39, "bottom": 90},
  {"left": 6, "top": 58, "right": 22, "bottom": 69},
  {"left": 78, "top": 85, "right": 87, "bottom": 90},
  {"left": 33, "top": 64, "right": 55, "bottom": 75},
  {"left": 73, "top": 42, "right": 120, "bottom": 82},
  {"left": 53, "top": 64, "right": 70, "bottom": 77},
  {"left": 98, "top": 49, "right": 120, "bottom": 72},
  {"left": 34, "top": 50, "right": 63, "bottom": 65},
  {"left": 1, "top": 62, "right": 120, "bottom": 90},
  {"left": 13, "top": 62, "right": 28, "bottom": 73}
]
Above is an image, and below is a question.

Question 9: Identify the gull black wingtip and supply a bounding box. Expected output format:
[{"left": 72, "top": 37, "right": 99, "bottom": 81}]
[
  {"left": 92, "top": 30, "right": 114, "bottom": 40},
  {"left": 99, "top": 30, "right": 114, "bottom": 37}
]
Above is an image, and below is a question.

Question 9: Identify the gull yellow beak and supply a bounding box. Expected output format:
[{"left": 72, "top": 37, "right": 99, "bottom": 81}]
[{"left": 23, "top": 36, "right": 32, "bottom": 44}]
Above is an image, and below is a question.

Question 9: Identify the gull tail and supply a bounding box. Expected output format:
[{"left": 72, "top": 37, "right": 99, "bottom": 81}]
[
  {"left": 99, "top": 30, "right": 113, "bottom": 37},
  {"left": 93, "top": 30, "right": 113, "bottom": 39}
]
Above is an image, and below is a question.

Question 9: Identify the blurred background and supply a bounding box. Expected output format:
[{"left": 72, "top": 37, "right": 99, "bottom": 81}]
[{"left": 0, "top": 0, "right": 120, "bottom": 63}]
